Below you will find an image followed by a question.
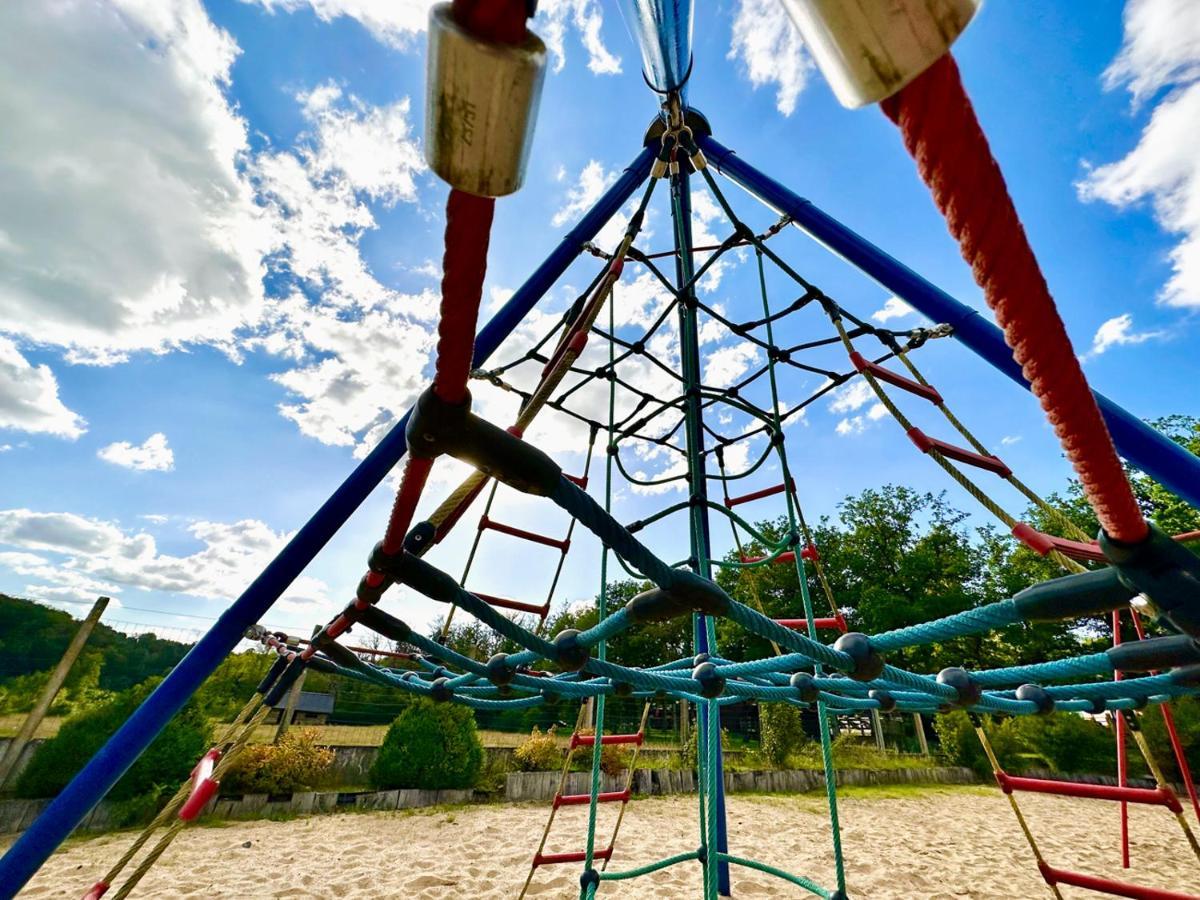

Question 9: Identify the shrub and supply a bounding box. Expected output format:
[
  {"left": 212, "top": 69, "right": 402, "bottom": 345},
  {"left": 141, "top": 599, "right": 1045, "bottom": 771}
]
[
  {"left": 683, "top": 724, "right": 730, "bottom": 771},
  {"left": 514, "top": 726, "right": 563, "bottom": 772},
  {"left": 934, "top": 710, "right": 1118, "bottom": 779},
  {"left": 759, "top": 703, "right": 808, "bottom": 767},
  {"left": 370, "top": 699, "right": 483, "bottom": 790},
  {"left": 572, "top": 728, "right": 631, "bottom": 776},
  {"left": 222, "top": 729, "right": 335, "bottom": 795},
  {"left": 1142, "top": 696, "right": 1200, "bottom": 783},
  {"left": 16, "top": 677, "right": 211, "bottom": 801}
]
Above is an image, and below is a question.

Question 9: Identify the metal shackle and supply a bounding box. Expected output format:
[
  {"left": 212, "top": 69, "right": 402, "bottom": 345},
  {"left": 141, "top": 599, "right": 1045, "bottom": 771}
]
[
  {"left": 779, "top": 0, "right": 981, "bottom": 108},
  {"left": 424, "top": 3, "right": 547, "bottom": 197}
]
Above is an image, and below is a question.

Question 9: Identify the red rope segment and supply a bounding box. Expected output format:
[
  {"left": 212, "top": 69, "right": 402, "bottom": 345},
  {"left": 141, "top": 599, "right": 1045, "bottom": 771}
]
[
  {"left": 880, "top": 54, "right": 1148, "bottom": 544},
  {"left": 432, "top": 189, "right": 495, "bottom": 404}
]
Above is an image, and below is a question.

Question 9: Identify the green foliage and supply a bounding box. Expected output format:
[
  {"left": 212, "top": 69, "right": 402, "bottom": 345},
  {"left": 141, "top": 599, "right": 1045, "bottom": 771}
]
[
  {"left": 570, "top": 728, "right": 633, "bottom": 776},
  {"left": 194, "top": 651, "right": 275, "bottom": 721},
  {"left": 513, "top": 726, "right": 563, "bottom": 772},
  {"left": 0, "top": 650, "right": 109, "bottom": 717},
  {"left": 222, "top": 729, "right": 335, "bottom": 795},
  {"left": 759, "top": 702, "right": 808, "bottom": 767},
  {"left": 1142, "top": 696, "right": 1200, "bottom": 783},
  {"left": 934, "top": 710, "right": 1121, "bottom": 779},
  {"left": 0, "top": 596, "right": 188, "bottom": 704},
  {"left": 16, "top": 677, "right": 211, "bottom": 801},
  {"left": 683, "top": 725, "right": 730, "bottom": 771},
  {"left": 370, "top": 699, "right": 483, "bottom": 790}
]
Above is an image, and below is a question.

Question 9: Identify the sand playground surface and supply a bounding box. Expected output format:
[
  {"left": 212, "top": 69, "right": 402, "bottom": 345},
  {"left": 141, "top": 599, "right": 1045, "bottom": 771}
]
[{"left": 12, "top": 786, "right": 1200, "bottom": 898}]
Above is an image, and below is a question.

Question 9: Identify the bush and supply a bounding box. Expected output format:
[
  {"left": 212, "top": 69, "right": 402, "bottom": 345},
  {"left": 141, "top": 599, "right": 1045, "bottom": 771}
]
[
  {"left": 16, "top": 677, "right": 211, "bottom": 801},
  {"left": 222, "top": 729, "right": 335, "bottom": 795},
  {"left": 683, "top": 724, "right": 730, "bottom": 771},
  {"left": 514, "top": 726, "right": 563, "bottom": 772},
  {"left": 759, "top": 703, "right": 808, "bottom": 767},
  {"left": 934, "top": 710, "right": 1117, "bottom": 779},
  {"left": 572, "top": 728, "right": 631, "bottom": 776},
  {"left": 370, "top": 699, "right": 483, "bottom": 790},
  {"left": 1143, "top": 696, "right": 1200, "bottom": 783}
]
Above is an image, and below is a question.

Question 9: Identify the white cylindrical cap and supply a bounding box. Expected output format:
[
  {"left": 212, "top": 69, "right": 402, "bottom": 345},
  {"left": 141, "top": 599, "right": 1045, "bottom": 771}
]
[
  {"left": 779, "top": 0, "right": 981, "bottom": 108},
  {"left": 424, "top": 3, "right": 547, "bottom": 197}
]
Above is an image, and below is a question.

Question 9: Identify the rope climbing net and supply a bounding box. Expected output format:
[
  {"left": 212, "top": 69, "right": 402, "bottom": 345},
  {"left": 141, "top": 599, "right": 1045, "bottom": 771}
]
[
  {"left": 23, "top": 5, "right": 1200, "bottom": 900},
  {"left": 229, "top": 133, "right": 1200, "bottom": 899}
]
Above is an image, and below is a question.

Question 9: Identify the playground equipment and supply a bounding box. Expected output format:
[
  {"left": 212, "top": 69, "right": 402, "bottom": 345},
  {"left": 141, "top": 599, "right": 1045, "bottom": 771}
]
[{"left": 5, "top": 1, "right": 1200, "bottom": 897}]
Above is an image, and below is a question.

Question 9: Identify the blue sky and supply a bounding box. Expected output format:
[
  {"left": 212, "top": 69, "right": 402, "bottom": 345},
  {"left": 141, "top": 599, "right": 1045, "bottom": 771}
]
[{"left": 0, "top": 0, "right": 1197, "bottom": 643}]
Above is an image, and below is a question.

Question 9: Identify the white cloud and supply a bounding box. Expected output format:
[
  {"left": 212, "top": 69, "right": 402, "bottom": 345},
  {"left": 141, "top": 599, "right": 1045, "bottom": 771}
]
[
  {"left": 0, "top": 445, "right": 12, "bottom": 453},
  {"left": 553, "top": 160, "right": 617, "bottom": 229},
  {"left": 0, "top": 508, "right": 327, "bottom": 608},
  {"left": 728, "top": 0, "right": 814, "bottom": 116},
  {"left": 98, "top": 433, "right": 175, "bottom": 472},
  {"left": 835, "top": 416, "right": 865, "bottom": 436},
  {"left": 141, "top": 514, "right": 169, "bottom": 524},
  {"left": 1000, "top": 435, "right": 1022, "bottom": 447},
  {"left": 867, "top": 402, "right": 887, "bottom": 421},
  {"left": 247, "top": 0, "right": 621, "bottom": 74},
  {"left": 0, "top": 338, "right": 86, "bottom": 439},
  {"left": 871, "top": 297, "right": 914, "bottom": 324},
  {"left": 1077, "top": 0, "right": 1200, "bottom": 308},
  {"left": 1085, "top": 313, "right": 1164, "bottom": 358},
  {"left": 0, "top": 0, "right": 267, "bottom": 361},
  {"left": 827, "top": 379, "right": 874, "bottom": 414}
]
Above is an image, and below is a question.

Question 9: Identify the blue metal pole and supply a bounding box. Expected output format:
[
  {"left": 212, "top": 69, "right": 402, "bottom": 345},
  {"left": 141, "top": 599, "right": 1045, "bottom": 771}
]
[
  {"left": 699, "top": 134, "right": 1200, "bottom": 511},
  {"left": 0, "top": 145, "right": 656, "bottom": 896},
  {"left": 618, "top": 0, "right": 694, "bottom": 97}
]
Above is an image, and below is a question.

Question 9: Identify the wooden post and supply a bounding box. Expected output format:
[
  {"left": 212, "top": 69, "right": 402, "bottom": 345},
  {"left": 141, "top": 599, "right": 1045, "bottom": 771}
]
[
  {"left": 273, "top": 667, "right": 307, "bottom": 744},
  {"left": 870, "top": 709, "right": 886, "bottom": 752},
  {"left": 913, "top": 713, "right": 930, "bottom": 756},
  {"left": 678, "top": 700, "right": 690, "bottom": 748},
  {"left": 0, "top": 597, "right": 109, "bottom": 788}
]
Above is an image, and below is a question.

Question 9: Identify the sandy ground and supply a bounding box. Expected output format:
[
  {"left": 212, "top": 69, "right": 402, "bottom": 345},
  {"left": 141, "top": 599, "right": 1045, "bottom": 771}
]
[{"left": 11, "top": 786, "right": 1200, "bottom": 898}]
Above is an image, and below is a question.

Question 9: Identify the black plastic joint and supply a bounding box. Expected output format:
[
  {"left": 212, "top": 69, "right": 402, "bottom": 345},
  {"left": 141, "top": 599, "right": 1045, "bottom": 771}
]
[
  {"left": 1012, "top": 566, "right": 1130, "bottom": 622},
  {"left": 405, "top": 386, "right": 472, "bottom": 459},
  {"left": 457, "top": 413, "right": 563, "bottom": 497},
  {"left": 430, "top": 677, "right": 452, "bottom": 703},
  {"left": 1101, "top": 523, "right": 1200, "bottom": 637},
  {"left": 579, "top": 868, "right": 601, "bottom": 892},
  {"left": 612, "top": 680, "right": 634, "bottom": 698},
  {"left": 1170, "top": 665, "right": 1200, "bottom": 688},
  {"left": 303, "top": 655, "right": 340, "bottom": 676},
  {"left": 869, "top": 689, "right": 896, "bottom": 712},
  {"left": 315, "top": 636, "right": 368, "bottom": 672},
  {"left": 695, "top": 846, "right": 707, "bottom": 865},
  {"left": 485, "top": 653, "right": 516, "bottom": 686},
  {"left": 403, "top": 520, "right": 437, "bottom": 556},
  {"left": 1108, "top": 634, "right": 1200, "bottom": 673},
  {"left": 256, "top": 654, "right": 290, "bottom": 695},
  {"left": 625, "top": 575, "right": 728, "bottom": 623},
  {"left": 356, "top": 604, "right": 413, "bottom": 644},
  {"left": 1015, "top": 683, "right": 1055, "bottom": 715},
  {"left": 691, "top": 661, "right": 725, "bottom": 698},
  {"left": 936, "top": 667, "right": 981, "bottom": 708},
  {"left": 368, "top": 540, "right": 406, "bottom": 578},
  {"left": 553, "top": 629, "right": 590, "bottom": 672},
  {"left": 833, "top": 632, "right": 884, "bottom": 682},
  {"left": 264, "top": 656, "right": 307, "bottom": 706},
  {"left": 790, "top": 672, "right": 819, "bottom": 702},
  {"left": 356, "top": 573, "right": 387, "bottom": 606}
]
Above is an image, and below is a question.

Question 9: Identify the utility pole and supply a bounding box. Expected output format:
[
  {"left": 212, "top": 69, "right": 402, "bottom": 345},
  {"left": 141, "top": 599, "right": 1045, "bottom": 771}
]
[{"left": 0, "top": 597, "right": 109, "bottom": 789}]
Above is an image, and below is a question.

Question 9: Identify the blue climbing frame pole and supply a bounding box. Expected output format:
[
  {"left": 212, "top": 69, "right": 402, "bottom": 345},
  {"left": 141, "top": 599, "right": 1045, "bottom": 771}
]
[
  {"left": 618, "top": 0, "right": 694, "bottom": 96},
  {"left": 0, "top": 145, "right": 656, "bottom": 896},
  {"left": 698, "top": 134, "right": 1200, "bottom": 511},
  {"left": 671, "top": 163, "right": 731, "bottom": 896}
]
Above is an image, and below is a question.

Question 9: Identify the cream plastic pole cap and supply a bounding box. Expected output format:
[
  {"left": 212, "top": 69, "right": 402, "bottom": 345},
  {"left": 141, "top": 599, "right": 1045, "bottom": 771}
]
[
  {"left": 424, "top": 3, "right": 547, "bottom": 197},
  {"left": 779, "top": 0, "right": 981, "bottom": 108}
]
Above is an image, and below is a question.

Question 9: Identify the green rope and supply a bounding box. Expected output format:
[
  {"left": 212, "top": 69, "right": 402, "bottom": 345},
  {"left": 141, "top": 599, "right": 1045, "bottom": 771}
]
[
  {"left": 599, "top": 850, "right": 701, "bottom": 880},
  {"left": 718, "top": 853, "right": 833, "bottom": 898}
]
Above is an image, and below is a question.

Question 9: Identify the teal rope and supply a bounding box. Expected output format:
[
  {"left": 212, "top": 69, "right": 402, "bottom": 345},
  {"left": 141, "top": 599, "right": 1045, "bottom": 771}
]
[{"left": 599, "top": 850, "right": 701, "bottom": 880}]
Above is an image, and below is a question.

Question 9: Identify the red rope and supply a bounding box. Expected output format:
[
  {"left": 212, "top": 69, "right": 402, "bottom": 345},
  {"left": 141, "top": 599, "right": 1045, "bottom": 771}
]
[{"left": 881, "top": 54, "right": 1148, "bottom": 544}]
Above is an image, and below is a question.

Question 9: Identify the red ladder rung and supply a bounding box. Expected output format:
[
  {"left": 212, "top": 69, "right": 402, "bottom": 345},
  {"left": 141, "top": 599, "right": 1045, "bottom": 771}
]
[
  {"left": 1012, "top": 523, "right": 1107, "bottom": 562},
  {"left": 472, "top": 592, "right": 551, "bottom": 618},
  {"left": 533, "top": 847, "right": 613, "bottom": 867},
  {"left": 1038, "top": 861, "right": 1199, "bottom": 900},
  {"left": 570, "top": 732, "right": 644, "bottom": 749},
  {"left": 997, "top": 772, "right": 1182, "bottom": 813},
  {"left": 907, "top": 428, "right": 1012, "bottom": 477},
  {"left": 850, "top": 352, "right": 943, "bottom": 404},
  {"left": 738, "top": 545, "right": 819, "bottom": 566},
  {"left": 479, "top": 516, "right": 570, "bottom": 552},
  {"left": 774, "top": 616, "right": 846, "bottom": 632},
  {"left": 553, "top": 789, "right": 631, "bottom": 809},
  {"left": 724, "top": 479, "right": 795, "bottom": 509}
]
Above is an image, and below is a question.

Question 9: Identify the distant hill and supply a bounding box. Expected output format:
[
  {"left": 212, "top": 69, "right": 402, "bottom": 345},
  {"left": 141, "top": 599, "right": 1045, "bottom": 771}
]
[{"left": 0, "top": 595, "right": 189, "bottom": 692}]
